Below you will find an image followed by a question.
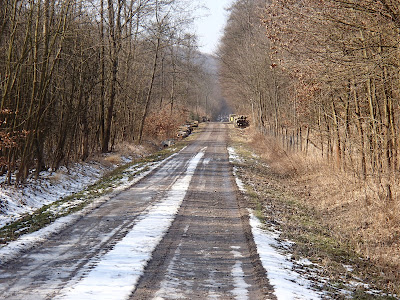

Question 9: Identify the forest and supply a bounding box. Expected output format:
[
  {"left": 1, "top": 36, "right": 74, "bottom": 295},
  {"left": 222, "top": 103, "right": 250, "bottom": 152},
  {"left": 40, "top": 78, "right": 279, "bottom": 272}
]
[
  {"left": 218, "top": 0, "right": 400, "bottom": 291},
  {"left": 220, "top": 0, "right": 400, "bottom": 201},
  {"left": 0, "top": 0, "right": 218, "bottom": 184}
]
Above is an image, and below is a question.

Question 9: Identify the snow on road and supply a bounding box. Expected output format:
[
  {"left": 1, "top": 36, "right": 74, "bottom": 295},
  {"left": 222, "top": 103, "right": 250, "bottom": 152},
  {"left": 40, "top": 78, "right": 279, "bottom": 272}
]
[
  {"left": 153, "top": 242, "right": 188, "bottom": 300},
  {"left": 230, "top": 248, "right": 250, "bottom": 300},
  {"left": 153, "top": 224, "right": 192, "bottom": 300},
  {"left": 56, "top": 149, "right": 206, "bottom": 300}
]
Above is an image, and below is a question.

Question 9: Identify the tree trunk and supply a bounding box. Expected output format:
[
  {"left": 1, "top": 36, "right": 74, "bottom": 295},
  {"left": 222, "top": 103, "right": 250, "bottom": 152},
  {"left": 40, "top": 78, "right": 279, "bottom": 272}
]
[
  {"left": 137, "top": 36, "right": 161, "bottom": 144},
  {"left": 352, "top": 79, "right": 367, "bottom": 180}
]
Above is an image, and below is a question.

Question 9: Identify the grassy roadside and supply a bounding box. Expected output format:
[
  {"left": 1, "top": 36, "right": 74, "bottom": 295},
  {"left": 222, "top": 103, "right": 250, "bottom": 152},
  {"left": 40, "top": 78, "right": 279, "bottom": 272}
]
[
  {"left": 0, "top": 127, "right": 203, "bottom": 246},
  {"left": 229, "top": 127, "right": 398, "bottom": 299}
]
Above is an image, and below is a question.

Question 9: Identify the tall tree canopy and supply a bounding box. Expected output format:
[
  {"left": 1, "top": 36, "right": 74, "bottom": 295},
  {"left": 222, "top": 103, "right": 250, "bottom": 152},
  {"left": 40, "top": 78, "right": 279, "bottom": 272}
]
[
  {"left": 219, "top": 0, "right": 400, "bottom": 186},
  {"left": 0, "top": 0, "right": 212, "bottom": 183}
]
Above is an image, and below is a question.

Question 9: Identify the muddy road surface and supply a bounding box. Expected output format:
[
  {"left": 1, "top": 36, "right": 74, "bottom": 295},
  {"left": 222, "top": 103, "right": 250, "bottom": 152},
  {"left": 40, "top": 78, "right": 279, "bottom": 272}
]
[{"left": 0, "top": 123, "right": 273, "bottom": 299}]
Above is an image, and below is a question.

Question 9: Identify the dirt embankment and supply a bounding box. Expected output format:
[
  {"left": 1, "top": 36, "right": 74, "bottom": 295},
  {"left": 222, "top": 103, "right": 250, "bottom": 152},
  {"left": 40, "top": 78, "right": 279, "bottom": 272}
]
[{"left": 230, "top": 126, "right": 400, "bottom": 297}]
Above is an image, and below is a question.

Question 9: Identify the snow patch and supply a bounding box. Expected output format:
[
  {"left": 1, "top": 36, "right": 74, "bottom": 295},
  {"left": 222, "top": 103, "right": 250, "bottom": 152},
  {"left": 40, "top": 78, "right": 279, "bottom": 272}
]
[
  {"left": 343, "top": 264, "right": 354, "bottom": 272},
  {"left": 206, "top": 269, "right": 220, "bottom": 299},
  {"left": 233, "top": 169, "right": 246, "bottom": 192},
  {"left": 227, "top": 147, "right": 242, "bottom": 164},
  {"left": 203, "top": 157, "right": 212, "bottom": 165},
  {"left": 56, "top": 150, "right": 206, "bottom": 300},
  {"left": 227, "top": 147, "right": 246, "bottom": 192},
  {"left": 0, "top": 161, "right": 114, "bottom": 228},
  {"left": 231, "top": 250, "right": 250, "bottom": 300},
  {"left": 153, "top": 243, "right": 188, "bottom": 300},
  {"left": 249, "top": 212, "right": 322, "bottom": 300},
  {"left": 231, "top": 250, "right": 243, "bottom": 258}
]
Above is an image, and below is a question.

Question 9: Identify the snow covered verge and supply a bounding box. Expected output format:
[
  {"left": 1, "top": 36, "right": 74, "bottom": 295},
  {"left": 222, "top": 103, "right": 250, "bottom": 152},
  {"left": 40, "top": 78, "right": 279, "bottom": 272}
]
[
  {"left": 249, "top": 211, "right": 323, "bottom": 299},
  {"left": 227, "top": 147, "right": 245, "bottom": 192},
  {"left": 0, "top": 158, "right": 120, "bottom": 228},
  {"left": 228, "top": 146, "right": 323, "bottom": 299},
  {"left": 228, "top": 145, "right": 399, "bottom": 299}
]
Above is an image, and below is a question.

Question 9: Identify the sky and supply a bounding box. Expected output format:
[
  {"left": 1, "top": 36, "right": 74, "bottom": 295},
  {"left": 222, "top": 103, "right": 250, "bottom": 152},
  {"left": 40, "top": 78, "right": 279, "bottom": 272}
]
[{"left": 194, "top": 0, "right": 234, "bottom": 55}]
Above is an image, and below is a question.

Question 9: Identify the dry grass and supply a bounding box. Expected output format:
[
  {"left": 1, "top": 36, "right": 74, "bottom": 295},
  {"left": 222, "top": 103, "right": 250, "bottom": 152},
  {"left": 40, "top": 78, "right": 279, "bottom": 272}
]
[
  {"left": 97, "top": 141, "right": 160, "bottom": 167},
  {"left": 237, "top": 127, "right": 400, "bottom": 294},
  {"left": 103, "top": 154, "right": 122, "bottom": 165},
  {"left": 113, "top": 142, "right": 156, "bottom": 158}
]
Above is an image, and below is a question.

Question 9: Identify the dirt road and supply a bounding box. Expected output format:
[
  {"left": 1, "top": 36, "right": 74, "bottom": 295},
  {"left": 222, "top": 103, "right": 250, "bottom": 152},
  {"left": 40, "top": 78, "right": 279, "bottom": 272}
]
[{"left": 0, "top": 123, "right": 273, "bottom": 299}]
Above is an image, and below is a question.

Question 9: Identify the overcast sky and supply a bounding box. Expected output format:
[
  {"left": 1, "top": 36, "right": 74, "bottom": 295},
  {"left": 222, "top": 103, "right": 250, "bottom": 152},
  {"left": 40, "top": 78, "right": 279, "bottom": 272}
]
[{"left": 194, "top": 0, "right": 234, "bottom": 55}]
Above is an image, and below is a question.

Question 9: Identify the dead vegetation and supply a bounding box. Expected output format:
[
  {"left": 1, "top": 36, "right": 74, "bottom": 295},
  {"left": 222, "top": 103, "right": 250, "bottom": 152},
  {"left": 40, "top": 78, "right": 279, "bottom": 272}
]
[
  {"left": 230, "top": 126, "right": 400, "bottom": 297},
  {"left": 143, "top": 106, "right": 189, "bottom": 142}
]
